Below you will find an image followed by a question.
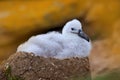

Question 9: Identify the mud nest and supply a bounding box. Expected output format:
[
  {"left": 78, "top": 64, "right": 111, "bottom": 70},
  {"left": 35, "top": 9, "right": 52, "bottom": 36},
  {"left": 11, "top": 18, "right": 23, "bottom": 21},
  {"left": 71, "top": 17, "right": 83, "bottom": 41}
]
[{"left": 0, "top": 52, "right": 91, "bottom": 80}]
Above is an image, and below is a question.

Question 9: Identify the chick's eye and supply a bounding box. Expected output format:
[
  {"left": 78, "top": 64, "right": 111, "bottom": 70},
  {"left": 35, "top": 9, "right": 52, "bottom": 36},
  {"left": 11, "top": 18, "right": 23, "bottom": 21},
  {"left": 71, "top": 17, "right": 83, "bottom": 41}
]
[{"left": 71, "top": 28, "right": 75, "bottom": 30}]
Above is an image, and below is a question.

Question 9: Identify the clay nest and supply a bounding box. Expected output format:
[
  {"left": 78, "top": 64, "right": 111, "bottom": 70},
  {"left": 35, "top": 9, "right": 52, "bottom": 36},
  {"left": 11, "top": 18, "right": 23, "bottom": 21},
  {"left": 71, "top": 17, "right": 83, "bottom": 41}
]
[{"left": 0, "top": 52, "right": 91, "bottom": 80}]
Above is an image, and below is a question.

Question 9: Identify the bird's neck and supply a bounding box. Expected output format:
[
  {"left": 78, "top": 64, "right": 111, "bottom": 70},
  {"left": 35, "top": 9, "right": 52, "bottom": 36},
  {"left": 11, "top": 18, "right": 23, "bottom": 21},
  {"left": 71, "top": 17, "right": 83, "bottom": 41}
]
[{"left": 62, "top": 33, "right": 80, "bottom": 39}]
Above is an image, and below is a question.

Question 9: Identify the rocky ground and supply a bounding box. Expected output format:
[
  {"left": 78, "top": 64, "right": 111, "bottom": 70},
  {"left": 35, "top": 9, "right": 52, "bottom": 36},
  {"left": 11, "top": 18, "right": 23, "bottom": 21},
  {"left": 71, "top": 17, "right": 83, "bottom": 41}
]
[{"left": 0, "top": 52, "right": 91, "bottom": 80}]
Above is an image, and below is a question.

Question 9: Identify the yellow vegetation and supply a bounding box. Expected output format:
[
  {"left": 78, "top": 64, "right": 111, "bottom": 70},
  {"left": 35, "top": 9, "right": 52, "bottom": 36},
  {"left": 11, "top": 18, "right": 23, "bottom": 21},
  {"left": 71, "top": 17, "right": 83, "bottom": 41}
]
[{"left": 0, "top": 0, "right": 89, "bottom": 34}]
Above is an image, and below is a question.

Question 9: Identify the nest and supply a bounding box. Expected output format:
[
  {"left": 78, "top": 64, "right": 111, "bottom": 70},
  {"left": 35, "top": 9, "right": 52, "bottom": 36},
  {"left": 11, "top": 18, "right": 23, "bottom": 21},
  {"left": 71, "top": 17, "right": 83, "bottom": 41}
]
[{"left": 0, "top": 52, "right": 91, "bottom": 80}]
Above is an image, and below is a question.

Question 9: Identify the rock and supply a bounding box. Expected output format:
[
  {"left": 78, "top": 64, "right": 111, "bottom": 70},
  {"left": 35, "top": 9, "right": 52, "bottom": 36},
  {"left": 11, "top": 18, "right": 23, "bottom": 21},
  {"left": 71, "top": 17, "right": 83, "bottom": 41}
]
[
  {"left": 0, "top": 52, "right": 91, "bottom": 80},
  {"left": 90, "top": 39, "right": 120, "bottom": 77},
  {"left": 0, "top": 70, "right": 5, "bottom": 80}
]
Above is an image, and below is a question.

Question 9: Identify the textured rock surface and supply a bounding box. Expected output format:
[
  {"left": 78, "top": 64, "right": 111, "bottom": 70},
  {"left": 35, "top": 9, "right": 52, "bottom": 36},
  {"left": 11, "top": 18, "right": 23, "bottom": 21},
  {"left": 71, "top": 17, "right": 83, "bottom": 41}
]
[
  {"left": 90, "top": 40, "right": 120, "bottom": 77},
  {"left": 0, "top": 52, "right": 91, "bottom": 80}
]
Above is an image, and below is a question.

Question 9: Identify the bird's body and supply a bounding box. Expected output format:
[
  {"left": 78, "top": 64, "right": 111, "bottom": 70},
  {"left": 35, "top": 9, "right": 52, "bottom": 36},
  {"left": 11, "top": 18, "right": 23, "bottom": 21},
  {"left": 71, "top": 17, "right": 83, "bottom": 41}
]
[{"left": 17, "top": 19, "right": 92, "bottom": 59}]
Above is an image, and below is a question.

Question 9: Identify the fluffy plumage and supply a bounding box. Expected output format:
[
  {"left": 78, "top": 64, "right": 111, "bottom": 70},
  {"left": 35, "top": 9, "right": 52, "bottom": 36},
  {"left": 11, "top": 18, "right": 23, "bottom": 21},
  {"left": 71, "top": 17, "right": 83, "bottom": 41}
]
[{"left": 17, "top": 19, "right": 92, "bottom": 59}]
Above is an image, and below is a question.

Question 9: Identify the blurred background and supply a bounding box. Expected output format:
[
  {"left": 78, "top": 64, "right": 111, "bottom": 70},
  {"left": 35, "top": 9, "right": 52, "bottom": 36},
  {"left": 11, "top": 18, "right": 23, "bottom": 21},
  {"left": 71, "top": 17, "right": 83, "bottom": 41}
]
[{"left": 0, "top": 0, "right": 120, "bottom": 80}]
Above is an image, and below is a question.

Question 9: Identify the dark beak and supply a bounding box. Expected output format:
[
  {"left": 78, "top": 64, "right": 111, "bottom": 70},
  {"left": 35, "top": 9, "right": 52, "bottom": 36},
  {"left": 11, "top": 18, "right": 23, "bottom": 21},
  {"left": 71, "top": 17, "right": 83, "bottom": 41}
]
[{"left": 78, "top": 30, "right": 90, "bottom": 42}]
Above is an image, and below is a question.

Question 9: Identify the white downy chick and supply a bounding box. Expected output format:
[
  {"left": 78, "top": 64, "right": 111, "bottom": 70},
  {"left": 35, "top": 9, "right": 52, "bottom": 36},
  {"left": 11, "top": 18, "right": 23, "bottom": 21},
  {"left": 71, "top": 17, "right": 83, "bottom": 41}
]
[{"left": 17, "top": 19, "right": 92, "bottom": 59}]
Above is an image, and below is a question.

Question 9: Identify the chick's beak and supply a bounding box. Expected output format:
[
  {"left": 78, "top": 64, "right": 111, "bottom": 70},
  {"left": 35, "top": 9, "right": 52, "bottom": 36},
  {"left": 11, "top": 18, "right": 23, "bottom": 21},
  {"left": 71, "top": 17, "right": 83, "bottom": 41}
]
[{"left": 78, "top": 30, "right": 89, "bottom": 42}]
